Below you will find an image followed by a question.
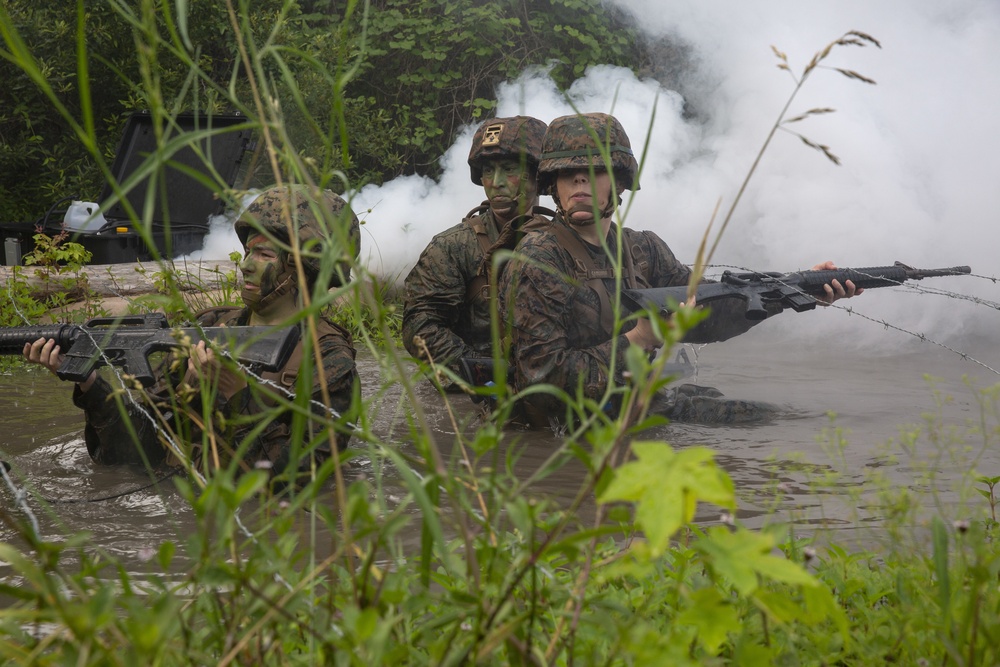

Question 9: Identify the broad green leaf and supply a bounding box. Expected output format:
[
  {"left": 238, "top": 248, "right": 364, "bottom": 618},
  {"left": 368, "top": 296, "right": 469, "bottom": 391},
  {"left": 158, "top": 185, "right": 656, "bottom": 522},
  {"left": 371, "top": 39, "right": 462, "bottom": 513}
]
[
  {"left": 598, "top": 442, "right": 735, "bottom": 555},
  {"left": 233, "top": 470, "right": 266, "bottom": 504},
  {"left": 731, "top": 641, "right": 776, "bottom": 667},
  {"left": 802, "top": 581, "right": 851, "bottom": 644},
  {"left": 676, "top": 587, "right": 740, "bottom": 655},
  {"left": 752, "top": 588, "right": 803, "bottom": 624},
  {"left": 695, "top": 527, "right": 817, "bottom": 596}
]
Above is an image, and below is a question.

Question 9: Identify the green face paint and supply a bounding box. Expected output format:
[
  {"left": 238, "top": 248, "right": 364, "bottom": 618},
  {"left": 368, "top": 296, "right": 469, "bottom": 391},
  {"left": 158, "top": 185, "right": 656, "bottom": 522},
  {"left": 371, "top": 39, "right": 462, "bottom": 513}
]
[
  {"left": 240, "top": 234, "right": 288, "bottom": 311},
  {"left": 481, "top": 158, "right": 537, "bottom": 221}
]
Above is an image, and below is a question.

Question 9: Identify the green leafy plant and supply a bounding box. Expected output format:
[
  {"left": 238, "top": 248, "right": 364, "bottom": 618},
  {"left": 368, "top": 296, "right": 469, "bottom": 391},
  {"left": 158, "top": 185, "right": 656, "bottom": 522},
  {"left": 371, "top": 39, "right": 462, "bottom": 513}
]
[
  {"left": 0, "top": 232, "right": 101, "bottom": 327},
  {"left": 976, "top": 474, "right": 999, "bottom": 524},
  {"left": 22, "top": 231, "right": 92, "bottom": 270}
]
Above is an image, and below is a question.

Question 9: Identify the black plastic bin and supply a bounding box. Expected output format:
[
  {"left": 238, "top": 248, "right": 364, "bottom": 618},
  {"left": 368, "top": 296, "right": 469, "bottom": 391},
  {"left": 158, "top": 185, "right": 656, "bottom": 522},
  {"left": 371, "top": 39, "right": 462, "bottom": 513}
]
[{"left": 1, "top": 111, "right": 253, "bottom": 266}]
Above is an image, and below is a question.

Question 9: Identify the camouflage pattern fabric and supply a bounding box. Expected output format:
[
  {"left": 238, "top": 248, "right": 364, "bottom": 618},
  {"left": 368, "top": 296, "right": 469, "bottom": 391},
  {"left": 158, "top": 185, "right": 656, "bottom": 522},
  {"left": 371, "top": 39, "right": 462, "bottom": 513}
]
[
  {"left": 236, "top": 185, "right": 361, "bottom": 289},
  {"left": 650, "top": 383, "right": 780, "bottom": 424},
  {"left": 71, "top": 306, "right": 359, "bottom": 474},
  {"left": 499, "top": 214, "right": 778, "bottom": 424},
  {"left": 537, "top": 113, "right": 640, "bottom": 194},
  {"left": 403, "top": 205, "right": 551, "bottom": 376}
]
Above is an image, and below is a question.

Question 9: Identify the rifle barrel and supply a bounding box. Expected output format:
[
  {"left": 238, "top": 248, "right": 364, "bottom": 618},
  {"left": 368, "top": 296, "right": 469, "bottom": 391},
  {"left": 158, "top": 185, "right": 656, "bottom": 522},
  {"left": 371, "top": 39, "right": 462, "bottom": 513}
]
[
  {"left": 797, "top": 264, "right": 971, "bottom": 293},
  {"left": 0, "top": 324, "right": 81, "bottom": 355}
]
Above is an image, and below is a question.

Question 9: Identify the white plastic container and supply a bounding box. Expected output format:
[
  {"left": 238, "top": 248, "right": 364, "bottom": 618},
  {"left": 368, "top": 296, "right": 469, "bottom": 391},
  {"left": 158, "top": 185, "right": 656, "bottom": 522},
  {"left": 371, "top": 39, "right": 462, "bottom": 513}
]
[{"left": 63, "top": 201, "right": 108, "bottom": 232}]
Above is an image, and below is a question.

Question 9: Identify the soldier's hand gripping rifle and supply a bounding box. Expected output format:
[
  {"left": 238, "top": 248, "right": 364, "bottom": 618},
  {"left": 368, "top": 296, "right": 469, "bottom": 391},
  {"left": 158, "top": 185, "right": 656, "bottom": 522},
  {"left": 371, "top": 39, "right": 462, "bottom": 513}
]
[
  {"left": 621, "top": 262, "right": 972, "bottom": 320},
  {"left": 1, "top": 312, "right": 300, "bottom": 386}
]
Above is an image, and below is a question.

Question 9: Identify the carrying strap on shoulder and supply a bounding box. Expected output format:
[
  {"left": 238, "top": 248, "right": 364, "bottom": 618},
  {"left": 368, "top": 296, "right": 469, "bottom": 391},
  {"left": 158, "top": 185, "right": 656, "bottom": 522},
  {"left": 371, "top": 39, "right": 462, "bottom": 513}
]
[
  {"left": 462, "top": 203, "right": 494, "bottom": 256},
  {"left": 264, "top": 316, "right": 347, "bottom": 391},
  {"left": 523, "top": 206, "right": 556, "bottom": 232},
  {"left": 547, "top": 223, "right": 644, "bottom": 332},
  {"left": 463, "top": 204, "right": 495, "bottom": 304},
  {"left": 547, "top": 223, "right": 615, "bottom": 332}
]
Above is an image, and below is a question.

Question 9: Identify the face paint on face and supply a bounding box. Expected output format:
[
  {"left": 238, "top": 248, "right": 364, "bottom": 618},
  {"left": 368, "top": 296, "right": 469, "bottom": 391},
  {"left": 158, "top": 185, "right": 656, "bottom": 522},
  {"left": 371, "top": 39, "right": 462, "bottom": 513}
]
[
  {"left": 480, "top": 158, "right": 538, "bottom": 222},
  {"left": 239, "top": 234, "right": 288, "bottom": 311}
]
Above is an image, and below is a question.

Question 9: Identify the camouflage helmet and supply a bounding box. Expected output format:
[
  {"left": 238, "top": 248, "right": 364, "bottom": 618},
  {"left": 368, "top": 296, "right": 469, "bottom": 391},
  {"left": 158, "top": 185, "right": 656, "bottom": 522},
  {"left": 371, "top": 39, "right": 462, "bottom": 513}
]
[
  {"left": 537, "top": 113, "right": 640, "bottom": 194},
  {"left": 468, "top": 116, "right": 546, "bottom": 185},
  {"left": 235, "top": 184, "right": 360, "bottom": 289}
]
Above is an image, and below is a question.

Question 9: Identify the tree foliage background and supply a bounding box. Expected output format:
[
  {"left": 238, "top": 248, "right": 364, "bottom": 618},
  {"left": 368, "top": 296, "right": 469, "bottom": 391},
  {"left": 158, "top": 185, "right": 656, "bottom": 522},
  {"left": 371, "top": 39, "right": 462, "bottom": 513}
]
[{"left": 0, "top": 0, "right": 690, "bottom": 225}]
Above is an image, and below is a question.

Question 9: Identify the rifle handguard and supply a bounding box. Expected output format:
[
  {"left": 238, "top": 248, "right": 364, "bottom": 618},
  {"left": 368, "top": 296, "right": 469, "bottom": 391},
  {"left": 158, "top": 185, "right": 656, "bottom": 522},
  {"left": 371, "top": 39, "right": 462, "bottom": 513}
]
[
  {"left": 4, "top": 313, "right": 301, "bottom": 386},
  {"left": 623, "top": 262, "right": 972, "bottom": 320}
]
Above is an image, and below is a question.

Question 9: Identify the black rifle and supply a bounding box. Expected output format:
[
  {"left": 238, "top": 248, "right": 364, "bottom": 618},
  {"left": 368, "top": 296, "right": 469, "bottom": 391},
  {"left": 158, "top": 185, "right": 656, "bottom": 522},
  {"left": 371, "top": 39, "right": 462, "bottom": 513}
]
[
  {"left": 621, "top": 262, "right": 971, "bottom": 321},
  {"left": 1, "top": 313, "right": 300, "bottom": 386}
]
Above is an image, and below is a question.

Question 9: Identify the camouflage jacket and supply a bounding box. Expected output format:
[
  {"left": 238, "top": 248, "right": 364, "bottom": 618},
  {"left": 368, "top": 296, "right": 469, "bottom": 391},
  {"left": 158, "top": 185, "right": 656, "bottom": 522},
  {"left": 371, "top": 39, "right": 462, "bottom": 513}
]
[
  {"left": 72, "top": 306, "right": 358, "bottom": 475},
  {"left": 499, "top": 215, "right": 767, "bottom": 416},
  {"left": 402, "top": 203, "right": 551, "bottom": 373}
]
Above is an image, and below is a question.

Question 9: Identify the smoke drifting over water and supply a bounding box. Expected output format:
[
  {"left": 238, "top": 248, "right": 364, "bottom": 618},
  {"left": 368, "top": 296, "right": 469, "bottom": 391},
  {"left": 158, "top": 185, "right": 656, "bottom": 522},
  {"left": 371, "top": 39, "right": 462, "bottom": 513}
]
[{"left": 195, "top": 0, "right": 999, "bottom": 351}]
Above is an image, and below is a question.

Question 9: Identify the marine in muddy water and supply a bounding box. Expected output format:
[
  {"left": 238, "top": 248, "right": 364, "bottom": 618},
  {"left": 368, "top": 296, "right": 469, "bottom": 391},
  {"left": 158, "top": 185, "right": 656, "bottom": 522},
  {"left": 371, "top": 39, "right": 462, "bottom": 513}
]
[
  {"left": 499, "top": 113, "right": 859, "bottom": 426},
  {"left": 402, "top": 116, "right": 553, "bottom": 386},
  {"left": 23, "top": 185, "right": 360, "bottom": 479}
]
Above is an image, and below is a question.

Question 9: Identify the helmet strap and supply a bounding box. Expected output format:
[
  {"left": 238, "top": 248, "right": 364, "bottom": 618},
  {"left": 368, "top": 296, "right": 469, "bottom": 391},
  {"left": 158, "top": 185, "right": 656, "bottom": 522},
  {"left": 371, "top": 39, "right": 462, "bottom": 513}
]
[
  {"left": 553, "top": 193, "right": 618, "bottom": 226},
  {"left": 248, "top": 258, "right": 299, "bottom": 316}
]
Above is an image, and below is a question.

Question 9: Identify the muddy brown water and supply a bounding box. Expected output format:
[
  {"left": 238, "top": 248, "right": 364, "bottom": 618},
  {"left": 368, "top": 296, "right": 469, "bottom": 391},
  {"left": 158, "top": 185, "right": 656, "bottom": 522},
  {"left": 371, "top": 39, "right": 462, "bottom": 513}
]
[{"left": 1, "top": 327, "right": 997, "bottom": 576}]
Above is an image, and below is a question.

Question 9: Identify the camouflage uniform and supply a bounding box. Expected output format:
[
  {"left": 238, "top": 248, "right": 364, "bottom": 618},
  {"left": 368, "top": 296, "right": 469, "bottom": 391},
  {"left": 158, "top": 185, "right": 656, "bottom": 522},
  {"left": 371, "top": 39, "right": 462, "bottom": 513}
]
[
  {"left": 403, "top": 205, "right": 551, "bottom": 370},
  {"left": 501, "top": 113, "right": 777, "bottom": 425},
  {"left": 403, "top": 116, "right": 550, "bottom": 376},
  {"left": 72, "top": 307, "right": 358, "bottom": 472},
  {"left": 500, "top": 217, "right": 774, "bottom": 423},
  {"left": 71, "top": 185, "right": 361, "bottom": 474}
]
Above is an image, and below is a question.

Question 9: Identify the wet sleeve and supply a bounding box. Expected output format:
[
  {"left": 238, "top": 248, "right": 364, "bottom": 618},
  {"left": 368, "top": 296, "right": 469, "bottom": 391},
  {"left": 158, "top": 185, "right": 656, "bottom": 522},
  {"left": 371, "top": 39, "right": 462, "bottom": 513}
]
[
  {"left": 309, "top": 333, "right": 359, "bottom": 452},
  {"left": 72, "top": 377, "right": 166, "bottom": 466},
  {"left": 402, "top": 235, "right": 478, "bottom": 368}
]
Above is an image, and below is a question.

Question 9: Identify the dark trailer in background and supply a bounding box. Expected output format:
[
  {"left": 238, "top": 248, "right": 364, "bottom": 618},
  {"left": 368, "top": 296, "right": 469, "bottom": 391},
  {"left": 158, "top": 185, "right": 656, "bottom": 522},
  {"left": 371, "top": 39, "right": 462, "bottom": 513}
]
[{"left": 1, "top": 112, "right": 253, "bottom": 266}]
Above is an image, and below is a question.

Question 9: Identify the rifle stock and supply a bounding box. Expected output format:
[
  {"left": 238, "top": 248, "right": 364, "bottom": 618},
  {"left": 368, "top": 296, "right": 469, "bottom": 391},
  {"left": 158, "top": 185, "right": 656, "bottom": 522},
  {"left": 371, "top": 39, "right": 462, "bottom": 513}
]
[
  {"left": 622, "top": 262, "right": 971, "bottom": 321},
  {"left": 2, "top": 313, "right": 300, "bottom": 386}
]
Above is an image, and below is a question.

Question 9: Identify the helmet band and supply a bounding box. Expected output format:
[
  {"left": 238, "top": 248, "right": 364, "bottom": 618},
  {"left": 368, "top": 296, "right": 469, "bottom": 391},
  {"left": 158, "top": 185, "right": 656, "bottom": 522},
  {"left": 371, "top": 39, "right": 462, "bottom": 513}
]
[{"left": 540, "top": 145, "right": 634, "bottom": 161}]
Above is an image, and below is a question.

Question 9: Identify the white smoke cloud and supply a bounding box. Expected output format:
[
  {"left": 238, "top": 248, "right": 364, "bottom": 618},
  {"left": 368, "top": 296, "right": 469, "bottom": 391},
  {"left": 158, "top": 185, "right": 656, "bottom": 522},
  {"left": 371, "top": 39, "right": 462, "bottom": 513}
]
[
  {"left": 656, "top": 0, "right": 998, "bottom": 346},
  {"left": 355, "top": 65, "right": 697, "bottom": 276}
]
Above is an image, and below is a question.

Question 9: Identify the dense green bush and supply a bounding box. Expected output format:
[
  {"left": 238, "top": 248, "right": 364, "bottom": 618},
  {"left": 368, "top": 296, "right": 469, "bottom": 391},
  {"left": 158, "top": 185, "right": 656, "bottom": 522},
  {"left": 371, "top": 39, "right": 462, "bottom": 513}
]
[{"left": 0, "top": 0, "right": 682, "bottom": 223}]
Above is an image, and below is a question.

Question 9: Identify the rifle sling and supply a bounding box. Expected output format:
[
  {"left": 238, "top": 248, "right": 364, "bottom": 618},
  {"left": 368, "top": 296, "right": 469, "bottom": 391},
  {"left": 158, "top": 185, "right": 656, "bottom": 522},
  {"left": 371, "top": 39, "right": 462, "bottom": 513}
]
[
  {"left": 463, "top": 204, "right": 495, "bottom": 304},
  {"left": 463, "top": 205, "right": 557, "bottom": 305}
]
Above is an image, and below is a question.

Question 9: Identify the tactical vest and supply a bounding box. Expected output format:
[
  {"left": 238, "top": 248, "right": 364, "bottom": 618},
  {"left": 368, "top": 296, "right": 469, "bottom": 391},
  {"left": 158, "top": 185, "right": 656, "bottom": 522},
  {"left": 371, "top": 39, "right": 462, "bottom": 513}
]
[
  {"left": 547, "top": 220, "right": 650, "bottom": 334},
  {"left": 463, "top": 204, "right": 555, "bottom": 305}
]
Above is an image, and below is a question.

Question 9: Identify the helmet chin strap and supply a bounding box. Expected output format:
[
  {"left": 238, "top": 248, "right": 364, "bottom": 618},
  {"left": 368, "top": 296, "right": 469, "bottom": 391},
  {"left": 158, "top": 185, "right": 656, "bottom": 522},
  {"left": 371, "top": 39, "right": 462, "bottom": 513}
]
[
  {"left": 245, "top": 261, "right": 299, "bottom": 315},
  {"left": 553, "top": 193, "right": 618, "bottom": 226}
]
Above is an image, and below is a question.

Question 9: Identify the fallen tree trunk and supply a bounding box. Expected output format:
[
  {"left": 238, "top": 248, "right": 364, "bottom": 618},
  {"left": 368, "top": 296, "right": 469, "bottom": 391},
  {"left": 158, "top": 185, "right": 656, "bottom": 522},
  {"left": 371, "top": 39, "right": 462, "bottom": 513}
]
[{"left": 0, "top": 259, "right": 240, "bottom": 301}]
